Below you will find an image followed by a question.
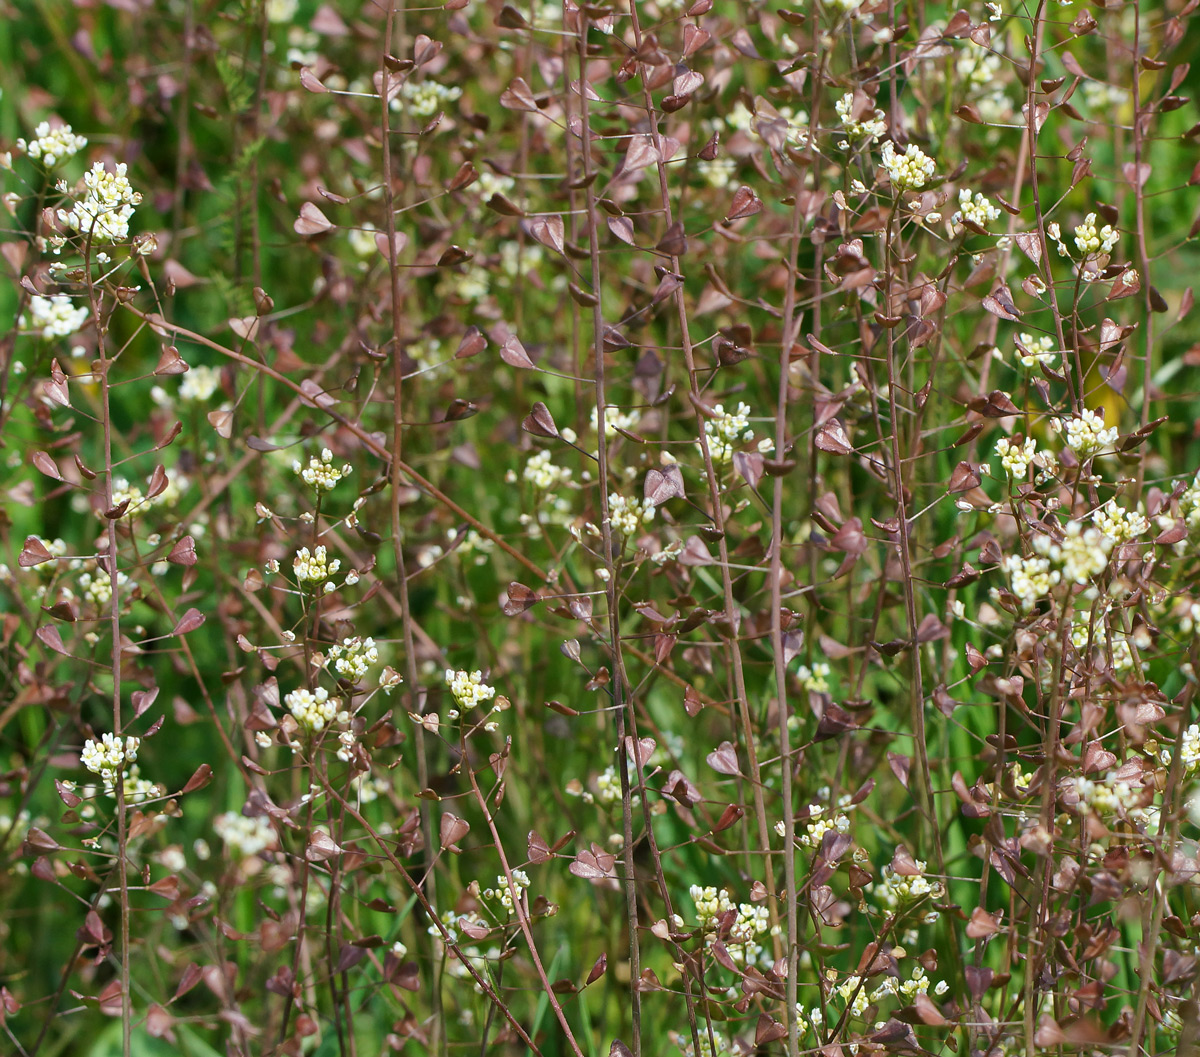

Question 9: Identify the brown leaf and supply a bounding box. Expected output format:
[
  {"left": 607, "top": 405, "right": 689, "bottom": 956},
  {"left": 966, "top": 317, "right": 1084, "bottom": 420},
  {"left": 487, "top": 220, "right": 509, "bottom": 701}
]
[
  {"left": 306, "top": 830, "right": 343, "bottom": 862},
  {"left": 814, "top": 419, "right": 853, "bottom": 455},
  {"left": 706, "top": 740, "right": 740, "bottom": 775},
  {"left": 167, "top": 535, "right": 198, "bottom": 565},
  {"left": 171, "top": 608, "right": 206, "bottom": 636},
  {"left": 522, "top": 401, "right": 559, "bottom": 438},
  {"left": 36, "top": 626, "right": 69, "bottom": 655},
  {"left": 644, "top": 465, "right": 685, "bottom": 505},
  {"left": 1013, "top": 231, "right": 1041, "bottom": 265},
  {"left": 299, "top": 67, "right": 328, "bottom": 93},
  {"left": 207, "top": 409, "right": 233, "bottom": 438},
  {"left": 726, "top": 185, "right": 762, "bottom": 222},
  {"left": 500, "top": 77, "right": 539, "bottom": 112},
  {"left": 439, "top": 812, "right": 470, "bottom": 850},
  {"left": 178, "top": 764, "right": 213, "bottom": 794},
  {"left": 982, "top": 286, "right": 1021, "bottom": 321},
  {"left": 527, "top": 215, "right": 565, "bottom": 255},
  {"left": 500, "top": 336, "right": 535, "bottom": 369},
  {"left": 294, "top": 202, "right": 333, "bottom": 236},
  {"left": 20, "top": 536, "right": 55, "bottom": 566},
  {"left": 31, "top": 451, "right": 63, "bottom": 480}
]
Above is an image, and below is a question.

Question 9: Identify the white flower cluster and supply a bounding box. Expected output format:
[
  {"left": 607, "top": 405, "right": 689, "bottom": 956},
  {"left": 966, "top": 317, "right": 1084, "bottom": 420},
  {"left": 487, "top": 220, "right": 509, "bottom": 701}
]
[
  {"left": 1092, "top": 500, "right": 1148, "bottom": 545},
  {"left": 214, "top": 812, "right": 276, "bottom": 856},
  {"left": 690, "top": 884, "right": 735, "bottom": 930},
  {"left": 499, "top": 241, "right": 543, "bottom": 278},
  {"left": 881, "top": 140, "right": 936, "bottom": 191},
  {"left": 1003, "top": 553, "right": 1059, "bottom": 609},
  {"left": 779, "top": 106, "right": 810, "bottom": 149},
  {"left": 784, "top": 803, "right": 852, "bottom": 847},
  {"left": 1033, "top": 521, "right": 1112, "bottom": 585},
  {"left": 835, "top": 93, "right": 887, "bottom": 142},
  {"left": 608, "top": 493, "right": 654, "bottom": 535},
  {"left": 591, "top": 405, "right": 641, "bottom": 438},
  {"left": 952, "top": 188, "right": 1001, "bottom": 229},
  {"left": 179, "top": 364, "right": 222, "bottom": 402},
  {"left": 869, "top": 857, "right": 944, "bottom": 914},
  {"left": 725, "top": 100, "right": 755, "bottom": 134},
  {"left": 445, "top": 668, "right": 496, "bottom": 709},
  {"left": 823, "top": 0, "right": 863, "bottom": 14},
  {"left": 81, "top": 733, "right": 140, "bottom": 794},
  {"left": 1015, "top": 333, "right": 1057, "bottom": 368},
  {"left": 726, "top": 901, "right": 769, "bottom": 949},
  {"left": 700, "top": 401, "right": 772, "bottom": 463},
  {"left": 1055, "top": 409, "right": 1118, "bottom": 456},
  {"left": 836, "top": 973, "right": 872, "bottom": 1017},
  {"left": 265, "top": 0, "right": 297, "bottom": 21},
  {"left": 18, "top": 122, "right": 87, "bottom": 167},
  {"left": 293, "top": 545, "right": 340, "bottom": 584},
  {"left": 294, "top": 448, "right": 351, "bottom": 492},
  {"left": 1166, "top": 724, "right": 1200, "bottom": 772},
  {"left": 996, "top": 436, "right": 1037, "bottom": 478},
  {"left": 397, "top": 79, "right": 462, "bottom": 119},
  {"left": 327, "top": 636, "right": 378, "bottom": 681},
  {"left": 1182, "top": 472, "right": 1200, "bottom": 533},
  {"left": 868, "top": 965, "right": 950, "bottom": 1004},
  {"left": 523, "top": 450, "right": 573, "bottom": 490},
  {"left": 696, "top": 157, "right": 738, "bottom": 189},
  {"left": 797, "top": 662, "right": 831, "bottom": 693},
  {"left": 482, "top": 869, "right": 530, "bottom": 913},
  {"left": 678, "top": 1030, "right": 735, "bottom": 1057},
  {"left": 595, "top": 764, "right": 625, "bottom": 805},
  {"left": 475, "top": 169, "right": 515, "bottom": 200},
  {"left": 1070, "top": 619, "right": 1135, "bottom": 672},
  {"left": 1073, "top": 774, "right": 1135, "bottom": 814},
  {"left": 79, "top": 567, "right": 127, "bottom": 608},
  {"left": 21, "top": 294, "right": 89, "bottom": 338},
  {"left": 406, "top": 336, "right": 444, "bottom": 367},
  {"left": 347, "top": 223, "right": 377, "bottom": 259},
  {"left": 1073, "top": 213, "right": 1119, "bottom": 257},
  {"left": 285, "top": 686, "right": 338, "bottom": 732},
  {"left": 1082, "top": 81, "right": 1130, "bottom": 111},
  {"left": 58, "top": 161, "right": 143, "bottom": 244},
  {"left": 956, "top": 47, "right": 1002, "bottom": 90}
]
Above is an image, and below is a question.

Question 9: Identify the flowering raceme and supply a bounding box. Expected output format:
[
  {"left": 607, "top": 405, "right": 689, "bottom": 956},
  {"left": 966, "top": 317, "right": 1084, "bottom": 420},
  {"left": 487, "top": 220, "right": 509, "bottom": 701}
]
[
  {"left": 445, "top": 668, "right": 496, "bottom": 709},
  {"left": 81, "top": 733, "right": 140, "bottom": 795},
  {"left": 881, "top": 140, "right": 936, "bottom": 191},
  {"left": 1056, "top": 409, "right": 1118, "bottom": 456},
  {"left": 20, "top": 294, "right": 88, "bottom": 339},
  {"left": 293, "top": 545, "right": 340, "bottom": 584},
  {"left": 57, "top": 161, "right": 143, "bottom": 244},
  {"left": 17, "top": 122, "right": 87, "bottom": 167},
  {"left": 285, "top": 686, "right": 338, "bottom": 732},
  {"left": 327, "top": 636, "right": 378, "bottom": 682},
  {"left": 294, "top": 448, "right": 351, "bottom": 493}
]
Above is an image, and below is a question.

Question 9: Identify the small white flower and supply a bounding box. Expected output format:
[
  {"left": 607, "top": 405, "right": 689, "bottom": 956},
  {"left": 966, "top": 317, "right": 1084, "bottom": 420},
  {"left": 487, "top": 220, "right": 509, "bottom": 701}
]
[
  {"left": 293, "top": 448, "right": 352, "bottom": 493},
  {"left": 20, "top": 295, "right": 89, "bottom": 339},
  {"left": 179, "top": 364, "right": 222, "bottom": 402},
  {"left": 951, "top": 187, "right": 1001, "bottom": 230},
  {"left": 17, "top": 122, "right": 87, "bottom": 168},
  {"left": 394, "top": 79, "right": 462, "bottom": 119},
  {"left": 1073, "top": 212, "right": 1119, "bottom": 257},
  {"left": 881, "top": 140, "right": 936, "bottom": 191},
  {"left": 80, "top": 733, "right": 141, "bottom": 795},
  {"left": 57, "top": 161, "right": 142, "bottom": 244},
  {"left": 1059, "top": 408, "right": 1118, "bottom": 456},
  {"left": 445, "top": 669, "right": 496, "bottom": 709},
  {"left": 285, "top": 686, "right": 337, "bottom": 732},
  {"left": 995, "top": 436, "right": 1037, "bottom": 478},
  {"left": 293, "top": 545, "right": 341, "bottom": 583}
]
